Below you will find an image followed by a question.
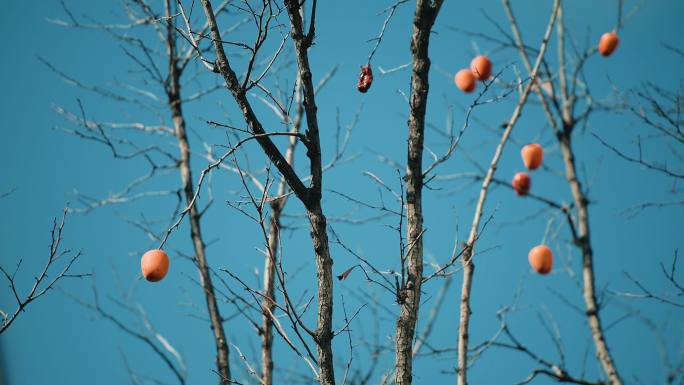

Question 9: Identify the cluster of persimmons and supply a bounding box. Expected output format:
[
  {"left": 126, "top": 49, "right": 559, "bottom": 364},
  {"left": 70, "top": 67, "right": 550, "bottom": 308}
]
[
  {"left": 454, "top": 31, "right": 618, "bottom": 93},
  {"left": 139, "top": 31, "right": 621, "bottom": 282},
  {"left": 450, "top": 30, "right": 618, "bottom": 275},
  {"left": 515, "top": 143, "right": 553, "bottom": 275}
]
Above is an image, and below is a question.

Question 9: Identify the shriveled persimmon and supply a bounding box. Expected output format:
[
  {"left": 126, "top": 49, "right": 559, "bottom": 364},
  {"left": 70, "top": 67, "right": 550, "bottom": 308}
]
[
  {"left": 357, "top": 65, "right": 373, "bottom": 93},
  {"left": 470, "top": 55, "right": 492, "bottom": 81},
  {"left": 512, "top": 172, "right": 531, "bottom": 196},
  {"left": 141, "top": 249, "right": 169, "bottom": 282},
  {"left": 521, "top": 143, "right": 544, "bottom": 170},
  {"left": 598, "top": 32, "right": 619, "bottom": 57},
  {"left": 454, "top": 69, "right": 476, "bottom": 93},
  {"left": 528, "top": 245, "right": 553, "bottom": 274}
]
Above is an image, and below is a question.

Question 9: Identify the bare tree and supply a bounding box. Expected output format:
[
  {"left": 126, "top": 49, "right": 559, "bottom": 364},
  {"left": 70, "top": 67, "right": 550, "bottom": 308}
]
[
  {"left": 499, "top": 0, "right": 630, "bottom": 383},
  {"left": 64, "top": 276, "right": 188, "bottom": 385},
  {"left": 1, "top": 207, "right": 87, "bottom": 335},
  {"left": 160, "top": 1, "right": 234, "bottom": 381},
  {"left": 259, "top": 79, "right": 301, "bottom": 385},
  {"left": 603, "top": 43, "right": 684, "bottom": 316},
  {"left": 393, "top": 2, "right": 443, "bottom": 385},
  {"left": 47, "top": 1, "right": 236, "bottom": 382},
  {"left": 456, "top": 3, "right": 560, "bottom": 384},
  {"left": 596, "top": 44, "right": 684, "bottom": 216},
  {"left": 179, "top": 1, "right": 340, "bottom": 383},
  {"left": 23, "top": 1, "right": 683, "bottom": 385}
]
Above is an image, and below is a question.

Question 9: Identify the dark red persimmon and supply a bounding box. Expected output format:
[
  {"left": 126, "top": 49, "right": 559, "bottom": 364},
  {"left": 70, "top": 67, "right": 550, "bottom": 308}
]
[
  {"left": 512, "top": 172, "right": 531, "bottom": 196},
  {"left": 357, "top": 65, "right": 373, "bottom": 93}
]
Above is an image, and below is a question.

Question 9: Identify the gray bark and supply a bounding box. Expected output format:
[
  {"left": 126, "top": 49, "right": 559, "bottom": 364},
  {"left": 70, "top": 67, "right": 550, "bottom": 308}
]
[
  {"left": 395, "top": 2, "right": 442, "bottom": 384},
  {"left": 199, "top": 1, "right": 336, "bottom": 383},
  {"left": 165, "top": 2, "right": 230, "bottom": 382},
  {"left": 502, "top": 2, "right": 623, "bottom": 382},
  {"left": 457, "top": 3, "right": 560, "bottom": 383},
  {"left": 283, "top": 2, "right": 336, "bottom": 383}
]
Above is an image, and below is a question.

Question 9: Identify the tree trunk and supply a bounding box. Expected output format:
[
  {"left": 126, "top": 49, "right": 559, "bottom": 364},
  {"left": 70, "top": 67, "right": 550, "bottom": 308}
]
[
  {"left": 502, "top": 2, "right": 623, "bottom": 382},
  {"left": 395, "top": 2, "right": 442, "bottom": 384},
  {"left": 166, "top": 2, "right": 231, "bottom": 382},
  {"left": 558, "top": 131, "right": 623, "bottom": 385},
  {"left": 261, "top": 76, "right": 302, "bottom": 385},
  {"left": 283, "top": 3, "right": 336, "bottom": 383},
  {"left": 457, "top": 3, "right": 560, "bottom": 383},
  {"left": 261, "top": 202, "right": 280, "bottom": 385},
  {"left": 198, "top": 1, "right": 337, "bottom": 383}
]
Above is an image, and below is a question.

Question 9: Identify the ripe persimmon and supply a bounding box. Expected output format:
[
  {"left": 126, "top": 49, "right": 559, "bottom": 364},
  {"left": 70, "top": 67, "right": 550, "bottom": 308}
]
[
  {"left": 141, "top": 249, "right": 169, "bottom": 282},
  {"left": 528, "top": 245, "right": 553, "bottom": 274},
  {"left": 521, "top": 143, "right": 544, "bottom": 170},
  {"left": 598, "top": 32, "right": 619, "bottom": 57},
  {"left": 512, "top": 172, "right": 531, "bottom": 196},
  {"left": 470, "top": 55, "right": 492, "bottom": 81},
  {"left": 455, "top": 69, "right": 476, "bottom": 93}
]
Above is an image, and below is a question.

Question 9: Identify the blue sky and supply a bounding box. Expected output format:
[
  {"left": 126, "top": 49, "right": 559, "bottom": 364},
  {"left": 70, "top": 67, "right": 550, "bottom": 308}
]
[{"left": 1, "top": 1, "right": 684, "bottom": 384}]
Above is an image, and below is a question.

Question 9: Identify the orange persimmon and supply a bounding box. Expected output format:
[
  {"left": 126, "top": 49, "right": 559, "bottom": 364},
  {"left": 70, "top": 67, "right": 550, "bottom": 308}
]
[
  {"left": 455, "top": 69, "right": 476, "bottom": 93},
  {"left": 528, "top": 245, "right": 553, "bottom": 274},
  {"left": 141, "top": 249, "right": 169, "bottom": 282},
  {"left": 512, "top": 172, "right": 531, "bottom": 196},
  {"left": 598, "top": 32, "right": 619, "bottom": 57},
  {"left": 521, "top": 143, "right": 544, "bottom": 170},
  {"left": 470, "top": 55, "right": 492, "bottom": 81}
]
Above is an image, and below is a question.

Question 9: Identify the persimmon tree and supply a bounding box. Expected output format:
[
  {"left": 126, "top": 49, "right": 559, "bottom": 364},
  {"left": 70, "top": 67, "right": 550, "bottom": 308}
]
[
  {"left": 23, "top": 1, "right": 683, "bottom": 385},
  {"left": 0, "top": 206, "right": 87, "bottom": 335}
]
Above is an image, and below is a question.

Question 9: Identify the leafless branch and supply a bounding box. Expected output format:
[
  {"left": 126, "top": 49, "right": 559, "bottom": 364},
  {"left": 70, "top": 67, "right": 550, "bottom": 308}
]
[{"left": 1, "top": 207, "right": 88, "bottom": 335}]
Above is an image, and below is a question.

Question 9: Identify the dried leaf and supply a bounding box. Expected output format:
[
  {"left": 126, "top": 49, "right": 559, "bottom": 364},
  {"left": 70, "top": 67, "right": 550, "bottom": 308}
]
[{"left": 337, "top": 266, "right": 356, "bottom": 281}]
